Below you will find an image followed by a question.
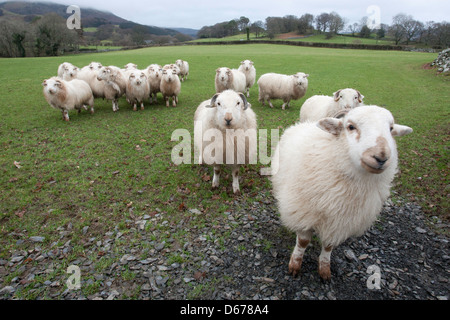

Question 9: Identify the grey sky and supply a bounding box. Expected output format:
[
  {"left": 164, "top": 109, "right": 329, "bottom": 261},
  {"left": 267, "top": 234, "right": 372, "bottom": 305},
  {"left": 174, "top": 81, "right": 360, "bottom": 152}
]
[{"left": 22, "top": 0, "right": 450, "bottom": 29}]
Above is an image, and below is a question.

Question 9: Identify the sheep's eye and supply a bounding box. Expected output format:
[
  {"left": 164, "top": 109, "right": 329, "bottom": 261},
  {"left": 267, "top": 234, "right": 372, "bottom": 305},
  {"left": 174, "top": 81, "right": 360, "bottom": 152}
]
[
  {"left": 390, "top": 126, "right": 394, "bottom": 132},
  {"left": 217, "top": 102, "right": 221, "bottom": 106},
  {"left": 354, "top": 96, "right": 358, "bottom": 99},
  {"left": 348, "top": 124, "right": 356, "bottom": 131}
]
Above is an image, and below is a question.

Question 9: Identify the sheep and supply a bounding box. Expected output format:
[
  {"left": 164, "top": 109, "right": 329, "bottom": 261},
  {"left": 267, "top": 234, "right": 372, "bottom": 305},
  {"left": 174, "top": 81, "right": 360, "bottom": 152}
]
[
  {"left": 146, "top": 64, "right": 162, "bottom": 104},
  {"left": 194, "top": 90, "right": 257, "bottom": 194},
  {"left": 300, "top": 88, "right": 365, "bottom": 122},
  {"left": 163, "top": 63, "right": 180, "bottom": 76},
  {"left": 175, "top": 59, "right": 189, "bottom": 82},
  {"left": 257, "top": 72, "right": 309, "bottom": 110},
  {"left": 126, "top": 70, "right": 150, "bottom": 111},
  {"left": 96, "top": 65, "right": 127, "bottom": 112},
  {"left": 77, "top": 62, "right": 105, "bottom": 98},
  {"left": 214, "top": 67, "right": 246, "bottom": 94},
  {"left": 57, "top": 62, "right": 79, "bottom": 81},
  {"left": 237, "top": 60, "right": 256, "bottom": 97},
  {"left": 42, "top": 77, "right": 94, "bottom": 121},
  {"left": 160, "top": 66, "right": 181, "bottom": 107},
  {"left": 271, "top": 105, "right": 412, "bottom": 280}
]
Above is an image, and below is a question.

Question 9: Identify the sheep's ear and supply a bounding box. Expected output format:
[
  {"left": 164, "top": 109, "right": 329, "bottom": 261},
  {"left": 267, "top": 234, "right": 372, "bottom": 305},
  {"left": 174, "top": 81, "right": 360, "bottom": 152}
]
[
  {"left": 391, "top": 124, "right": 413, "bottom": 137},
  {"left": 206, "top": 93, "right": 220, "bottom": 108},
  {"left": 55, "top": 80, "right": 62, "bottom": 88},
  {"left": 42, "top": 80, "right": 47, "bottom": 86},
  {"left": 238, "top": 93, "right": 249, "bottom": 110},
  {"left": 305, "top": 74, "right": 309, "bottom": 78},
  {"left": 333, "top": 90, "right": 342, "bottom": 101},
  {"left": 317, "top": 118, "right": 343, "bottom": 136},
  {"left": 357, "top": 90, "right": 364, "bottom": 103},
  {"left": 332, "top": 109, "right": 349, "bottom": 119},
  {"left": 216, "top": 68, "right": 220, "bottom": 73}
]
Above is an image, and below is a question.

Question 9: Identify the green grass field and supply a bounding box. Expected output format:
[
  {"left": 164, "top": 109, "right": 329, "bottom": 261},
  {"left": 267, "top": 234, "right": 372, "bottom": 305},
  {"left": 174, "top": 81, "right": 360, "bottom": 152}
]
[{"left": 0, "top": 44, "right": 448, "bottom": 277}]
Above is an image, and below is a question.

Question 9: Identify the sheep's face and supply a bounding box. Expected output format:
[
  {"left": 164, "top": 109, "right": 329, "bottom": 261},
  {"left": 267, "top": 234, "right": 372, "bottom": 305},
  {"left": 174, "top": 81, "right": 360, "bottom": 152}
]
[
  {"left": 42, "top": 78, "right": 62, "bottom": 95},
  {"left": 293, "top": 72, "right": 309, "bottom": 88},
  {"left": 124, "top": 63, "right": 137, "bottom": 70},
  {"left": 216, "top": 68, "right": 231, "bottom": 84},
  {"left": 240, "top": 60, "right": 253, "bottom": 71},
  {"left": 162, "top": 68, "right": 178, "bottom": 83},
  {"left": 334, "top": 88, "right": 364, "bottom": 109},
  {"left": 148, "top": 65, "right": 162, "bottom": 78},
  {"left": 97, "top": 67, "right": 112, "bottom": 81},
  {"left": 207, "top": 90, "right": 249, "bottom": 130},
  {"left": 62, "top": 64, "right": 78, "bottom": 80},
  {"left": 175, "top": 60, "right": 183, "bottom": 68},
  {"left": 129, "top": 71, "right": 147, "bottom": 86},
  {"left": 317, "top": 106, "right": 412, "bottom": 174},
  {"left": 89, "top": 62, "right": 102, "bottom": 71}
]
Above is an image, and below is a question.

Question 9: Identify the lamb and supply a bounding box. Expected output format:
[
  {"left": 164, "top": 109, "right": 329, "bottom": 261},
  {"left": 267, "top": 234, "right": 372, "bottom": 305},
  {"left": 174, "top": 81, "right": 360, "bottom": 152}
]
[
  {"left": 57, "top": 62, "right": 79, "bottom": 81},
  {"left": 146, "top": 64, "right": 162, "bottom": 104},
  {"left": 194, "top": 90, "right": 257, "bottom": 194},
  {"left": 160, "top": 66, "right": 181, "bottom": 107},
  {"left": 237, "top": 60, "right": 256, "bottom": 97},
  {"left": 300, "top": 88, "right": 364, "bottom": 122},
  {"left": 214, "top": 67, "right": 246, "bottom": 94},
  {"left": 126, "top": 70, "right": 150, "bottom": 111},
  {"left": 175, "top": 59, "right": 189, "bottom": 82},
  {"left": 257, "top": 72, "right": 309, "bottom": 110},
  {"left": 96, "top": 65, "right": 127, "bottom": 112},
  {"left": 42, "top": 76, "right": 94, "bottom": 121},
  {"left": 77, "top": 62, "right": 106, "bottom": 98},
  {"left": 271, "top": 105, "right": 412, "bottom": 280}
]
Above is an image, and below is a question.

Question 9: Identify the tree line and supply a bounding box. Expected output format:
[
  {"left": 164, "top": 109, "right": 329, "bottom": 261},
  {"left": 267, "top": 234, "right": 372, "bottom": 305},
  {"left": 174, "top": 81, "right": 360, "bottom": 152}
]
[
  {"left": 0, "top": 13, "right": 193, "bottom": 58},
  {"left": 197, "top": 12, "right": 449, "bottom": 47}
]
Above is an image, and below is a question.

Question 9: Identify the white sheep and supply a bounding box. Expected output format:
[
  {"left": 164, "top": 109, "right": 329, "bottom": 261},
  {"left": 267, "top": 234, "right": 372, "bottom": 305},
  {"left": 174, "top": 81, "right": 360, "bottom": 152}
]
[
  {"left": 160, "top": 66, "right": 181, "bottom": 107},
  {"left": 237, "top": 60, "right": 256, "bottom": 97},
  {"left": 96, "top": 65, "right": 127, "bottom": 112},
  {"left": 77, "top": 62, "right": 105, "bottom": 98},
  {"left": 194, "top": 90, "right": 257, "bottom": 194},
  {"left": 57, "top": 62, "right": 79, "bottom": 81},
  {"left": 42, "top": 77, "right": 94, "bottom": 121},
  {"left": 215, "top": 67, "right": 246, "bottom": 94},
  {"left": 300, "top": 88, "right": 364, "bottom": 122},
  {"left": 126, "top": 70, "right": 150, "bottom": 111},
  {"left": 271, "top": 105, "right": 412, "bottom": 280},
  {"left": 146, "top": 64, "right": 162, "bottom": 104},
  {"left": 257, "top": 72, "right": 309, "bottom": 110},
  {"left": 175, "top": 59, "right": 189, "bottom": 82}
]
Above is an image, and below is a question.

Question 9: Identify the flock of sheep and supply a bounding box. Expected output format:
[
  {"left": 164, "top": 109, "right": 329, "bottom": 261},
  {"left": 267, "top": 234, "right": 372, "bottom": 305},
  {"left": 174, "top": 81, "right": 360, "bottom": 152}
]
[{"left": 41, "top": 58, "right": 413, "bottom": 280}]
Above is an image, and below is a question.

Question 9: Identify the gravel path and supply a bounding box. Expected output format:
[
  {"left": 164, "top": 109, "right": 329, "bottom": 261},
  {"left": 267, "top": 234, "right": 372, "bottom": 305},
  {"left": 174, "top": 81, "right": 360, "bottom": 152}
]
[{"left": 0, "top": 195, "right": 448, "bottom": 300}]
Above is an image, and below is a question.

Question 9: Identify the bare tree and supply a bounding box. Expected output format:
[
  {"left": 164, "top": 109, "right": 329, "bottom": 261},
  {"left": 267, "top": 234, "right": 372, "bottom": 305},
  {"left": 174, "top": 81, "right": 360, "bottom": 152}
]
[
  {"left": 329, "top": 11, "right": 346, "bottom": 34},
  {"left": 315, "top": 13, "right": 331, "bottom": 33}
]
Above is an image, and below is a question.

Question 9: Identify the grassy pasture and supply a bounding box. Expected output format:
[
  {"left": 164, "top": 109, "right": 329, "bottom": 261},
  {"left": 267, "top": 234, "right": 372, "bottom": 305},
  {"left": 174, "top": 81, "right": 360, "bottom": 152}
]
[{"left": 0, "top": 44, "right": 448, "bottom": 266}]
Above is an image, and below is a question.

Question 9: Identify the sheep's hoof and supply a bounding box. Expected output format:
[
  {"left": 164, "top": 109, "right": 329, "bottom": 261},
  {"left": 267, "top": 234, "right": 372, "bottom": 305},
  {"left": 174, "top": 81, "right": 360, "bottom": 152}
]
[
  {"left": 288, "top": 256, "right": 302, "bottom": 277},
  {"left": 233, "top": 188, "right": 241, "bottom": 195},
  {"left": 318, "top": 261, "right": 331, "bottom": 280},
  {"left": 133, "top": 106, "right": 137, "bottom": 111}
]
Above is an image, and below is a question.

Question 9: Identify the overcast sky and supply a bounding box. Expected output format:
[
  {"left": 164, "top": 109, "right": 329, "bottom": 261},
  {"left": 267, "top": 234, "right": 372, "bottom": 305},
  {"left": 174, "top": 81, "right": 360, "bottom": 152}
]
[{"left": 22, "top": 0, "right": 450, "bottom": 29}]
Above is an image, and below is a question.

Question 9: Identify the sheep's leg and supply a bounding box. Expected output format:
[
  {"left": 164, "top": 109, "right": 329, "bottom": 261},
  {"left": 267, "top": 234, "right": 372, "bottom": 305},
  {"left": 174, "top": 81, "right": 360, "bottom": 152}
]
[
  {"left": 140, "top": 101, "right": 145, "bottom": 110},
  {"left": 62, "top": 110, "right": 70, "bottom": 121},
  {"left": 281, "top": 103, "right": 286, "bottom": 110},
  {"left": 212, "top": 165, "right": 220, "bottom": 189},
  {"left": 268, "top": 99, "right": 274, "bottom": 108},
  {"left": 288, "top": 230, "right": 312, "bottom": 277},
  {"left": 318, "top": 244, "right": 333, "bottom": 280},
  {"left": 246, "top": 88, "right": 250, "bottom": 98},
  {"left": 90, "top": 105, "right": 95, "bottom": 114},
  {"left": 165, "top": 96, "right": 170, "bottom": 107},
  {"left": 231, "top": 165, "right": 240, "bottom": 194},
  {"left": 133, "top": 103, "right": 137, "bottom": 111},
  {"left": 172, "top": 95, "right": 177, "bottom": 107}
]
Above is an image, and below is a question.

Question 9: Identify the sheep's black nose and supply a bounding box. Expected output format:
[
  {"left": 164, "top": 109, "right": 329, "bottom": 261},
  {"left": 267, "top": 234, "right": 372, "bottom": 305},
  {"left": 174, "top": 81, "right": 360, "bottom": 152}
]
[
  {"left": 374, "top": 155, "right": 387, "bottom": 167},
  {"left": 225, "top": 119, "right": 232, "bottom": 126}
]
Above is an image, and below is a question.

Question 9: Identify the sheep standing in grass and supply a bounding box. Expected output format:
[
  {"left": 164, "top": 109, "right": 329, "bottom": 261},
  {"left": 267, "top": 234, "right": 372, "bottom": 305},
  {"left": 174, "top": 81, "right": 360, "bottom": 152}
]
[
  {"left": 194, "top": 90, "right": 257, "bottom": 194},
  {"left": 97, "top": 66, "right": 127, "bottom": 112},
  {"left": 271, "top": 105, "right": 412, "bottom": 280},
  {"left": 42, "top": 77, "right": 94, "bottom": 121},
  {"left": 160, "top": 66, "right": 181, "bottom": 107},
  {"left": 146, "top": 64, "right": 162, "bottom": 104},
  {"left": 215, "top": 67, "right": 246, "bottom": 94},
  {"left": 77, "top": 62, "right": 105, "bottom": 98},
  {"left": 175, "top": 59, "right": 189, "bottom": 82},
  {"left": 126, "top": 70, "right": 150, "bottom": 111},
  {"left": 257, "top": 72, "right": 309, "bottom": 110},
  {"left": 57, "top": 62, "right": 79, "bottom": 81},
  {"left": 237, "top": 60, "right": 256, "bottom": 97},
  {"left": 300, "top": 88, "right": 364, "bottom": 122}
]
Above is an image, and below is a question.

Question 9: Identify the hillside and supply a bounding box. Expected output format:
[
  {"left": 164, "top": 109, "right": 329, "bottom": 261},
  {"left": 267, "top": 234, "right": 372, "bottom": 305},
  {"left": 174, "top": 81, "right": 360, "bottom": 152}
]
[{"left": 0, "top": 1, "right": 188, "bottom": 36}]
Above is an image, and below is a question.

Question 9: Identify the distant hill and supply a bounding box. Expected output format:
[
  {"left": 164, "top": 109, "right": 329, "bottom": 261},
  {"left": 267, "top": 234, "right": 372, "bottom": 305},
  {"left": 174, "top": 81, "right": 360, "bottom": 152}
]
[
  {"left": 171, "top": 28, "right": 199, "bottom": 38},
  {"left": 0, "top": 1, "right": 186, "bottom": 36}
]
